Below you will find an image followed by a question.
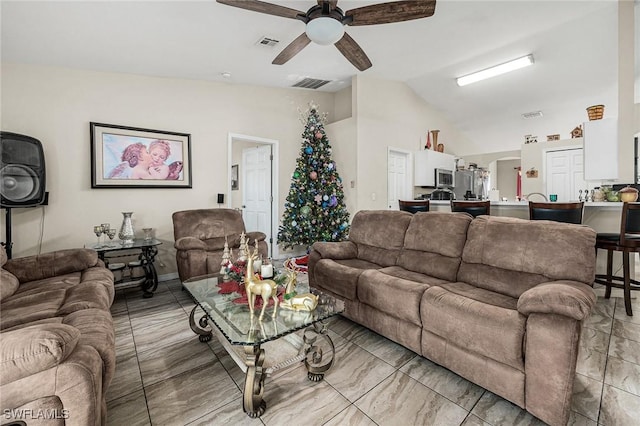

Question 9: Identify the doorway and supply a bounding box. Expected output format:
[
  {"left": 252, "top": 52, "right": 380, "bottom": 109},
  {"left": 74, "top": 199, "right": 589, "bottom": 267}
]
[
  {"left": 387, "top": 148, "right": 412, "bottom": 210},
  {"left": 228, "top": 133, "right": 279, "bottom": 259}
]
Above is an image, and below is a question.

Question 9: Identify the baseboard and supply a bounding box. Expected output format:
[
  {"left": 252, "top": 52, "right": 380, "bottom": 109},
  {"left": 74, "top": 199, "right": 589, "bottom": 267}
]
[{"left": 158, "top": 272, "right": 179, "bottom": 282}]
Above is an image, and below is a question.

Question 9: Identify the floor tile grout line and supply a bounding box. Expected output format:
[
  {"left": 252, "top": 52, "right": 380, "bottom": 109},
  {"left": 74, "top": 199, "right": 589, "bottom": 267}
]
[{"left": 114, "top": 295, "right": 153, "bottom": 425}]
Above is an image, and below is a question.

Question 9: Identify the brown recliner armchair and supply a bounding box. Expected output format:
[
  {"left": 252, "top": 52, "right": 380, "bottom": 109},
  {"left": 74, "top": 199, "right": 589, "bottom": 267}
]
[{"left": 172, "top": 208, "right": 268, "bottom": 282}]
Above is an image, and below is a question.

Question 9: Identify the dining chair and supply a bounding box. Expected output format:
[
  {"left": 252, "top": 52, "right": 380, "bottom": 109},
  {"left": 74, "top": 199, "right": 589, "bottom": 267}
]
[
  {"left": 450, "top": 200, "right": 491, "bottom": 218},
  {"left": 594, "top": 202, "right": 640, "bottom": 316},
  {"left": 528, "top": 201, "right": 584, "bottom": 224},
  {"left": 398, "top": 200, "right": 429, "bottom": 214}
]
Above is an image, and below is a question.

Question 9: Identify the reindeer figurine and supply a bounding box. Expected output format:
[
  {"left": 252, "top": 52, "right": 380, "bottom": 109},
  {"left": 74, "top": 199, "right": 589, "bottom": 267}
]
[
  {"left": 244, "top": 247, "right": 279, "bottom": 320},
  {"left": 280, "top": 264, "right": 318, "bottom": 312}
]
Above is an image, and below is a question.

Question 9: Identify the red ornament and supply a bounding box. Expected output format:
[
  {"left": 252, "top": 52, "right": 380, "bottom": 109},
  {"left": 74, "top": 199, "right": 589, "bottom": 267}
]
[
  {"left": 310, "top": 171, "right": 318, "bottom": 180},
  {"left": 315, "top": 131, "right": 322, "bottom": 139}
]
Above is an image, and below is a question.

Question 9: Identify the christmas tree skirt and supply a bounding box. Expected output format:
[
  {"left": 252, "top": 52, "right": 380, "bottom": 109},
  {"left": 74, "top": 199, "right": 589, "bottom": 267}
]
[{"left": 284, "top": 254, "right": 309, "bottom": 273}]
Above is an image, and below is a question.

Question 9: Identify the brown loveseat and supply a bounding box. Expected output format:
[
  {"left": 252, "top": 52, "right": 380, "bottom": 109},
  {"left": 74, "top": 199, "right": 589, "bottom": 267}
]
[
  {"left": 0, "top": 246, "right": 115, "bottom": 426},
  {"left": 309, "top": 210, "right": 596, "bottom": 426},
  {"left": 172, "top": 208, "right": 268, "bottom": 282}
]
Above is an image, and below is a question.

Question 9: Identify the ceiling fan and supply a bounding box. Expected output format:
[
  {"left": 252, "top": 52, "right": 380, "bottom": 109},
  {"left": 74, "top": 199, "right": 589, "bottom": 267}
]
[{"left": 217, "top": 0, "right": 437, "bottom": 71}]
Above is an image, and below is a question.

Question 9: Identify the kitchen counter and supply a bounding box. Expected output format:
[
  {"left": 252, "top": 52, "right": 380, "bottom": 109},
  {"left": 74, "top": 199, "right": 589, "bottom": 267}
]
[{"left": 428, "top": 200, "right": 623, "bottom": 208}]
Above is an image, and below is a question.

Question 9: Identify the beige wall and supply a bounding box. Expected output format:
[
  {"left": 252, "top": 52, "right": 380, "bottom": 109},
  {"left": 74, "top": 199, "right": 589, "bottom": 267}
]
[
  {"left": 325, "top": 117, "right": 357, "bottom": 218},
  {"left": 352, "top": 76, "right": 472, "bottom": 210},
  {"left": 0, "top": 63, "right": 335, "bottom": 272},
  {"left": 496, "top": 159, "right": 520, "bottom": 201}
]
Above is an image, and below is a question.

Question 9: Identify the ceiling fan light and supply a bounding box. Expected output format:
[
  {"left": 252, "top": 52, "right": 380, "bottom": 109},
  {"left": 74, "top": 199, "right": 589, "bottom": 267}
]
[
  {"left": 457, "top": 54, "right": 534, "bottom": 87},
  {"left": 306, "top": 17, "right": 344, "bottom": 45}
]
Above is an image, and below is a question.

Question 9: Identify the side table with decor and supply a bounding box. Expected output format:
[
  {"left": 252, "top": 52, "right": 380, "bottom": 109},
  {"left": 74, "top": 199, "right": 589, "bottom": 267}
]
[{"left": 89, "top": 238, "right": 162, "bottom": 298}]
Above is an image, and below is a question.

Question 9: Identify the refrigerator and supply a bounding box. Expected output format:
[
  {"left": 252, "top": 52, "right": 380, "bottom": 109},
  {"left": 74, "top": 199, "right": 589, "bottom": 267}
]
[{"left": 454, "top": 169, "right": 490, "bottom": 200}]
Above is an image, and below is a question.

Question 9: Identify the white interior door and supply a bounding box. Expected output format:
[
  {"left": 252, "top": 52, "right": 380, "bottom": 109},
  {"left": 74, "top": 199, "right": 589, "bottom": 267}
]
[
  {"left": 242, "top": 145, "right": 272, "bottom": 253},
  {"left": 545, "top": 148, "right": 585, "bottom": 201},
  {"left": 388, "top": 150, "right": 411, "bottom": 209}
]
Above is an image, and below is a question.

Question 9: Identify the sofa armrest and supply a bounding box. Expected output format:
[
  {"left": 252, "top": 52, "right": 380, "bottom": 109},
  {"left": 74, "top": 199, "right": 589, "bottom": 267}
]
[
  {"left": 517, "top": 280, "right": 596, "bottom": 321},
  {"left": 4, "top": 249, "right": 100, "bottom": 283},
  {"left": 174, "top": 236, "right": 207, "bottom": 251},
  {"left": 312, "top": 241, "right": 357, "bottom": 260},
  {"left": 0, "top": 324, "right": 80, "bottom": 385}
]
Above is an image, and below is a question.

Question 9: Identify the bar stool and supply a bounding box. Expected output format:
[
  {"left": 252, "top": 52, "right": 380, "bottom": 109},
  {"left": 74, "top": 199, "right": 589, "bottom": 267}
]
[
  {"left": 594, "top": 202, "right": 640, "bottom": 316},
  {"left": 451, "top": 200, "right": 490, "bottom": 218},
  {"left": 399, "top": 200, "right": 429, "bottom": 214},
  {"left": 528, "top": 201, "right": 584, "bottom": 224}
]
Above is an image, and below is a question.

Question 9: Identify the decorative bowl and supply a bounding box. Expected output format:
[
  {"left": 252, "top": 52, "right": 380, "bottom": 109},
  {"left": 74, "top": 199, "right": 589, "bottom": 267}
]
[{"left": 619, "top": 186, "right": 638, "bottom": 202}]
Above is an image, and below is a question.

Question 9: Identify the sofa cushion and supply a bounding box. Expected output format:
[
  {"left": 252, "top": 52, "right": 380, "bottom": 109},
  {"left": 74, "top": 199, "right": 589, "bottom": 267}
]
[
  {"left": 57, "top": 282, "right": 113, "bottom": 315},
  {"left": 0, "top": 269, "right": 19, "bottom": 302},
  {"left": 0, "top": 289, "right": 67, "bottom": 330},
  {"left": 0, "top": 323, "right": 80, "bottom": 385},
  {"left": 397, "top": 212, "right": 473, "bottom": 281},
  {"left": 461, "top": 216, "right": 596, "bottom": 296},
  {"left": 4, "top": 249, "right": 100, "bottom": 284},
  {"left": 421, "top": 285, "right": 525, "bottom": 371},
  {"left": 456, "top": 263, "right": 550, "bottom": 300},
  {"left": 375, "top": 266, "right": 450, "bottom": 286},
  {"left": 12, "top": 272, "right": 81, "bottom": 297},
  {"left": 349, "top": 210, "right": 413, "bottom": 266},
  {"left": 358, "top": 269, "right": 433, "bottom": 326},
  {"left": 313, "top": 258, "right": 382, "bottom": 301}
]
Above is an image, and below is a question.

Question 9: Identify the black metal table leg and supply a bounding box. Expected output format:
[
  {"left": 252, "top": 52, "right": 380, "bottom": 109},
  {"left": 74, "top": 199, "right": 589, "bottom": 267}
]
[{"left": 140, "top": 245, "right": 159, "bottom": 298}]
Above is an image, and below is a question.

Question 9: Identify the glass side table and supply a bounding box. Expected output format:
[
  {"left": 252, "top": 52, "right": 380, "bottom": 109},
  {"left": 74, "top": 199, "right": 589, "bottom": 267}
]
[{"left": 89, "top": 238, "right": 162, "bottom": 298}]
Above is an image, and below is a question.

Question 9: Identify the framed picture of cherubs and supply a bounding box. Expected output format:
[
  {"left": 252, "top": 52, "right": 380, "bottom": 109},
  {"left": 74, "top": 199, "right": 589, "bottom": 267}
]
[{"left": 91, "top": 122, "right": 192, "bottom": 188}]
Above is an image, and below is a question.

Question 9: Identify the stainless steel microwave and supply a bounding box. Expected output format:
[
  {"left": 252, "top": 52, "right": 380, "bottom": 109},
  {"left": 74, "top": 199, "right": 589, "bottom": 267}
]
[{"left": 435, "top": 168, "right": 454, "bottom": 188}]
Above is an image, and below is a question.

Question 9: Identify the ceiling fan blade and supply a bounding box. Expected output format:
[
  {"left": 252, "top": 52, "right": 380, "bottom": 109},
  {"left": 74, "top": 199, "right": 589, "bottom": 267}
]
[
  {"left": 272, "top": 33, "right": 312, "bottom": 65},
  {"left": 335, "top": 33, "right": 372, "bottom": 71},
  {"left": 345, "top": 0, "right": 436, "bottom": 26},
  {"left": 216, "top": 0, "right": 304, "bottom": 20}
]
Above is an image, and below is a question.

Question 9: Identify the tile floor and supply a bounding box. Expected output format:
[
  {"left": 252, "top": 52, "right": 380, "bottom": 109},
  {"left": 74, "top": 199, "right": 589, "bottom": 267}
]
[{"left": 107, "top": 278, "right": 640, "bottom": 426}]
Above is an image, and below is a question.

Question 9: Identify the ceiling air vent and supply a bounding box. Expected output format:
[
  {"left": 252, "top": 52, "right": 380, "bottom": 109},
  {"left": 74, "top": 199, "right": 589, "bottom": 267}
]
[
  {"left": 521, "top": 110, "right": 543, "bottom": 119},
  {"left": 256, "top": 36, "right": 279, "bottom": 47},
  {"left": 292, "top": 78, "right": 331, "bottom": 90}
]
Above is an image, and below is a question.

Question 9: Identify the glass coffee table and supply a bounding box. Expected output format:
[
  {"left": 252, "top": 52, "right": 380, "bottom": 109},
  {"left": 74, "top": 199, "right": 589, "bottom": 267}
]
[{"left": 183, "top": 274, "right": 344, "bottom": 418}]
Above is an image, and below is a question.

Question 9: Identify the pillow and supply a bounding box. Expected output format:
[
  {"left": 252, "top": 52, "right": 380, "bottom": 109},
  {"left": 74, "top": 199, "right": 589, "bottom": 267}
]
[
  {"left": 0, "top": 323, "right": 80, "bottom": 385},
  {"left": 0, "top": 269, "right": 20, "bottom": 302}
]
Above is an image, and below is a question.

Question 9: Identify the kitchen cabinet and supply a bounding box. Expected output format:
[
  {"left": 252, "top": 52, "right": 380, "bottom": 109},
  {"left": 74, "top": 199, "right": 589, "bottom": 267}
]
[
  {"left": 584, "top": 118, "right": 618, "bottom": 180},
  {"left": 414, "top": 150, "right": 455, "bottom": 187}
]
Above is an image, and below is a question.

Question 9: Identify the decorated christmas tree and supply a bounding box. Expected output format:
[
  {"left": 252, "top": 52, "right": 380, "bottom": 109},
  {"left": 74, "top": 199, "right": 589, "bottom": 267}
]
[{"left": 278, "top": 105, "right": 350, "bottom": 249}]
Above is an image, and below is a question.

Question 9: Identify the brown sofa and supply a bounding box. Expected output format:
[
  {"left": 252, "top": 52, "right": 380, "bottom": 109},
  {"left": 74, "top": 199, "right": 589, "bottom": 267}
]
[
  {"left": 0, "top": 246, "right": 115, "bottom": 426},
  {"left": 172, "top": 208, "right": 268, "bottom": 282},
  {"left": 309, "top": 210, "right": 596, "bottom": 426}
]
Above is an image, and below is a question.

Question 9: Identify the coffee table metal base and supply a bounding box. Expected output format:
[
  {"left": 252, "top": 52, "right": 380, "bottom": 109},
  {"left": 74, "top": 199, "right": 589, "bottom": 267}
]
[{"left": 188, "top": 306, "right": 336, "bottom": 418}]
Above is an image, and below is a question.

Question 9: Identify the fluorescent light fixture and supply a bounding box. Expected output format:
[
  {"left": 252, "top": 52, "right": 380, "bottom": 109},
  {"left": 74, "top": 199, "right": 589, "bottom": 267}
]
[
  {"left": 456, "top": 55, "right": 534, "bottom": 87},
  {"left": 306, "top": 17, "right": 344, "bottom": 45}
]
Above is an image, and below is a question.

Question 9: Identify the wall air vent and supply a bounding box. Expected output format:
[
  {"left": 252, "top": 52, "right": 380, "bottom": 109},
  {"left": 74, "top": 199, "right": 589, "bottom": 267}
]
[
  {"left": 521, "top": 110, "right": 543, "bottom": 119},
  {"left": 256, "top": 36, "right": 280, "bottom": 47},
  {"left": 292, "top": 78, "right": 331, "bottom": 90}
]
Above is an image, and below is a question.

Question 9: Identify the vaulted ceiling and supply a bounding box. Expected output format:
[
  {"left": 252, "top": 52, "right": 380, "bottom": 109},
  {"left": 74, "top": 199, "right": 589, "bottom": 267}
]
[{"left": 2, "top": 1, "right": 637, "bottom": 154}]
